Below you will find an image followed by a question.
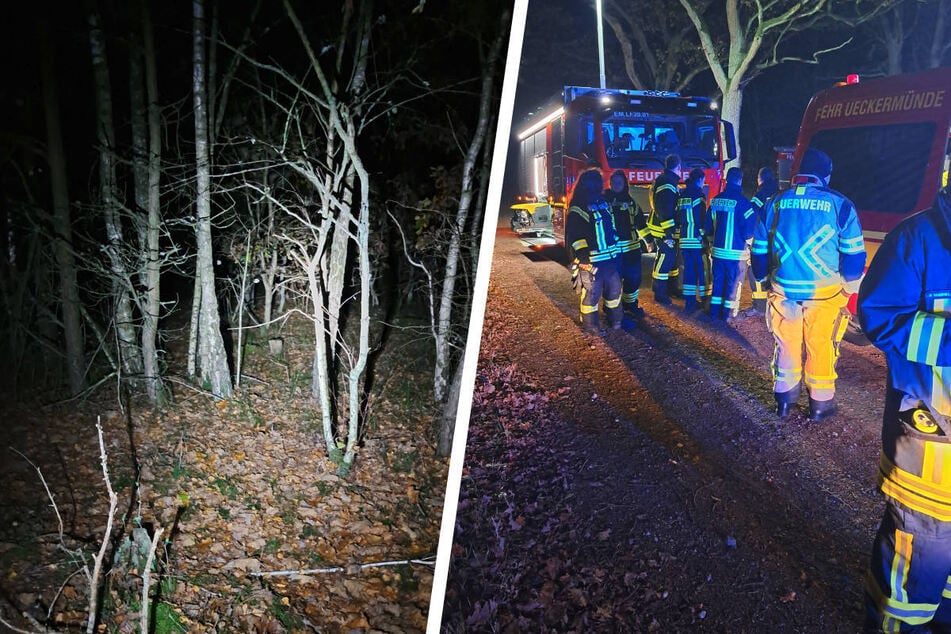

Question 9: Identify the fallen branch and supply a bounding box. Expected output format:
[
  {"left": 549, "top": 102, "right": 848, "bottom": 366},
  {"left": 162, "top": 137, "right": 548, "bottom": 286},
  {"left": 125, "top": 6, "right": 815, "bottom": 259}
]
[
  {"left": 86, "top": 418, "right": 119, "bottom": 634},
  {"left": 0, "top": 611, "right": 66, "bottom": 634},
  {"left": 140, "top": 527, "right": 164, "bottom": 634},
  {"left": 248, "top": 556, "right": 436, "bottom": 578}
]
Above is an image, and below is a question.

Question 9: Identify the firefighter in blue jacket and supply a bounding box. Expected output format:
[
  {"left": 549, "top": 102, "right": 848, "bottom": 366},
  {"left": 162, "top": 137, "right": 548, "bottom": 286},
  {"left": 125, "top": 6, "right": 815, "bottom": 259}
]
[
  {"left": 647, "top": 154, "right": 681, "bottom": 305},
  {"left": 859, "top": 185, "right": 951, "bottom": 633},
  {"left": 676, "top": 168, "right": 709, "bottom": 314},
  {"left": 566, "top": 169, "right": 622, "bottom": 335},
  {"left": 605, "top": 170, "right": 650, "bottom": 322},
  {"left": 744, "top": 167, "right": 779, "bottom": 316},
  {"left": 751, "top": 148, "right": 866, "bottom": 420},
  {"left": 705, "top": 167, "right": 755, "bottom": 321}
]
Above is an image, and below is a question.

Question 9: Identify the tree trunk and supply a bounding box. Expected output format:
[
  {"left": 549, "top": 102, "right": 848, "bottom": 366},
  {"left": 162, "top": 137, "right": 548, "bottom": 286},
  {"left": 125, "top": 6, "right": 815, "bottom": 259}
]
[
  {"left": 141, "top": 0, "right": 165, "bottom": 405},
  {"left": 88, "top": 4, "right": 143, "bottom": 381},
  {"left": 39, "top": 22, "right": 84, "bottom": 395},
  {"left": 433, "top": 11, "right": 506, "bottom": 403},
  {"left": 720, "top": 84, "right": 743, "bottom": 169},
  {"left": 192, "top": 0, "right": 232, "bottom": 399},
  {"left": 437, "top": 346, "right": 466, "bottom": 457}
]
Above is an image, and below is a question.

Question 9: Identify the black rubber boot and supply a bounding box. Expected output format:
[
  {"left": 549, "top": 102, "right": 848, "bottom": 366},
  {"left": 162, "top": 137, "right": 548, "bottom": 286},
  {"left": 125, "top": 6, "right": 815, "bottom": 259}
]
[
  {"left": 653, "top": 281, "right": 671, "bottom": 305},
  {"left": 775, "top": 386, "right": 801, "bottom": 418},
  {"left": 683, "top": 297, "right": 699, "bottom": 315},
  {"left": 581, "top": 313, "right": 606, "bottom": 337},
  {"left": 809, "top": 397, "right": 837, "bottom": 421}
]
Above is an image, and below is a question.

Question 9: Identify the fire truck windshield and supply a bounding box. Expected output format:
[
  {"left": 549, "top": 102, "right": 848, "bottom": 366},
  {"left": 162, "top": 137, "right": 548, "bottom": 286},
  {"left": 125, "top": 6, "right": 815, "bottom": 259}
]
[{"left": 567, "top": 112, "right": 719, "bottom": 170}]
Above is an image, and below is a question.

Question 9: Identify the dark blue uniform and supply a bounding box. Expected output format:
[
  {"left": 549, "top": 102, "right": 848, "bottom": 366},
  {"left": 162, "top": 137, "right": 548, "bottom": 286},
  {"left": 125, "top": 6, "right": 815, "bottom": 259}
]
[
  {"left": 566, "top": 199, "right": 622, "bottom": 334},
  {"left": 605, "top": 187, "right": 649, "bottom": 318},
  {"left": 648, "top": 169, "right": 681, "bottom": 305},
  {"left": 705, "top": 183, "right": 755, "bottom": 320},
  {"left": 859, "top": 189, "right": 951, "bottom": 632},
  {"left": 676, "top": 181, "right": 708, "bottom": 312}
]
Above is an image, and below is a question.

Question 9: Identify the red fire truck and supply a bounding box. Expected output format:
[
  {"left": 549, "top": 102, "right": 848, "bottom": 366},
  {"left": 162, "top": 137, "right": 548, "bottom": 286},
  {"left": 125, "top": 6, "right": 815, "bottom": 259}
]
[
  {"left": 792, "top": 67, "right": 951, "bottom": 262},
  {"left": 790, "top": 66, "right": 951, "bottom": 334},
  {"left": 511, "top": 85, "right": 737, "bottom": 246}
]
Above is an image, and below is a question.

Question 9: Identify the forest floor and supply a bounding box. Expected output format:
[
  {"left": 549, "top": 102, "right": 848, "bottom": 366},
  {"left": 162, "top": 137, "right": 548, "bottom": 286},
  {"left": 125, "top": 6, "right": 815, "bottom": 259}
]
[
  {"left": 0, "top": 312, "right": 447, "bottom": 633},
  {"left": 440, "top": 224, "right": 889, "bottom": 633}
]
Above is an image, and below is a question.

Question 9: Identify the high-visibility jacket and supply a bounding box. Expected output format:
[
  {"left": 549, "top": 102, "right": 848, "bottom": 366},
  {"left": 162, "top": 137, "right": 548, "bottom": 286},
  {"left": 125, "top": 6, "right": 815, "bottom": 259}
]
[
  {"left": 751, "top": 178, "right": 865, "bottom": 300},
  {"left": 858, "top": 193, "right": 951, "bottom": 520},
  {"left": 565, "top": 200, "right": 620, "bottom": 264},
  {"left": 605, "top": 189, "right": 648, "bottom": 254},
  {"left": 676, "top": 183, "right": 707, "bottom": 249},
  {"left": 647, "top": 169, "right": 680, "bottom": 240},
  {"left": 706, "top": 183, "right": 755, "bottom": 261}
]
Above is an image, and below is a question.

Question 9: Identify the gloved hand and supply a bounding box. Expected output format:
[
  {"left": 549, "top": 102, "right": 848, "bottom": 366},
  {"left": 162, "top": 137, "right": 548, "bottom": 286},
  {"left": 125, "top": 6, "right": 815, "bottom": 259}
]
[{"left": 571, "top": 263, "right": 596, "bottom": 293}]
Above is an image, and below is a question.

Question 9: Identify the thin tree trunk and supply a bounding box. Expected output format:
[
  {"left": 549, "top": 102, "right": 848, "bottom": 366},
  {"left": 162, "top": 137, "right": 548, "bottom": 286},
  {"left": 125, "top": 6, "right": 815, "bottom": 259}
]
[
  {"left": 192, "top": 0, "right": 232, "bottom": 398},
  {"left": 433, "top": 12, "right": 506, "bottom": 403},
  {"left": 88, "top": 5, "right": 143, "bottom": 381},
  {"left": 437, "top": 346, "right": 465, "bottom": 457},
  {"left": 39, "top": 22, "right": 84, "bottom": 395},
  {"left": 141, "top": 0, "right": 165, "bottom": 404}
]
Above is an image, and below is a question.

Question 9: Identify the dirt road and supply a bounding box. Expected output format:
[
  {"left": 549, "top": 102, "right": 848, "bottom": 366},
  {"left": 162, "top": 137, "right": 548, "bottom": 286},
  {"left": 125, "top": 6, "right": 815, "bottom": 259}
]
[{"left": 442, "top": 223, "right": 889, "bottom": 632}]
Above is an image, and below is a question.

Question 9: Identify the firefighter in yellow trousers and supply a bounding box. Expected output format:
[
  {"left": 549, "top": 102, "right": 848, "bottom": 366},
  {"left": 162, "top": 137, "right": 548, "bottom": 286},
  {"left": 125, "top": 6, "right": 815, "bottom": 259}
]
[
  {"left": 750, "top": 148, "right": 866, "bottom": 420},
  {"left": 860, "top": 186, "right": 951, "bottom": 633}
]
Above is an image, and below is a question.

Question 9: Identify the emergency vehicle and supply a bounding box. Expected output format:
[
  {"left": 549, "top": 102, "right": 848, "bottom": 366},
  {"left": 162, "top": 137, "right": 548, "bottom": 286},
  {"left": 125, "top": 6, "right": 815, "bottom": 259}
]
[
  {"left": 511, "top": 85, "right": 737, "bottom": 246},
  {"left": 791, "top": 66, "right": 951, "bottom": 338}
]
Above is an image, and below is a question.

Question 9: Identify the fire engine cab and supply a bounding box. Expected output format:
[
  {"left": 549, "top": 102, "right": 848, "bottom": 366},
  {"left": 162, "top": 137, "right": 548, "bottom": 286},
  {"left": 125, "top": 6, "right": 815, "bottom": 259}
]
[{"left": 512, "top": 85, "right": 737, "bottom": 246}]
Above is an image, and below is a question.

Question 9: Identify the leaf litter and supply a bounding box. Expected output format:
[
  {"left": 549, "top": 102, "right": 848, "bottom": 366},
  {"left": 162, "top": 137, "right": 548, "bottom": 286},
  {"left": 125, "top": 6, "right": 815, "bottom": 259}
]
[{"left": 0, "top": 314, "right": 444, "bottom": 633}]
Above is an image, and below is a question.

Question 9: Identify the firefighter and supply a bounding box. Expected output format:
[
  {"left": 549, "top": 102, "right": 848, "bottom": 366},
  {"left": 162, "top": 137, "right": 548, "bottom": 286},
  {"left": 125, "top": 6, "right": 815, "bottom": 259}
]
[
  {"left": 743, "top": 167, "right": 779, "bottom": 317},
  {"left": 705, "top": 167, "right": 755, "bottom": 321},
  {"left": 566, "top": 168, "right": 623, "bottom": 336},
  {"left": 604, "top": 169, "right": 650, "bottom": 322},
  {"left": 676, "top": 168, "right": 708, "bottom": 314},
  {"left": 648, "top": 154, "right": 681, "bottom": 305},
  {"left": 859, "top": 185, "right": 951, "bottom": 633},
  {"left": 750, "top": 148, "right": 865, "bottom": 420}
]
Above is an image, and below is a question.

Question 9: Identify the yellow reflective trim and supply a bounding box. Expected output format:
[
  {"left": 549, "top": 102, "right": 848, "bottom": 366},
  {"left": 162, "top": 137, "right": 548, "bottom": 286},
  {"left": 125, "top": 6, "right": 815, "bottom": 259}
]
[
  {"left": 882, "top": 454, "right": 951, "bottom": 502},
  {"left": 908, "top": 313, "right": 926, "bottom": 363},
  {"left": 572, "top": 239, "right": 589, "bottom": 251},
  {"left": 926, "top": 317, "right": 944, "bottom": 366},
  {"left": 580, "top": 304, "right": 598, "bottom": 314},
  {"left": 890, "top": 529, "right": 912, "bottom": 603},
  {"left": 924, "top": 442, "right": 951, "bottom": 486},
  {"left": 866, "top": 570, "right": 938, "bottom": 628},
  {"left": 934, "top": 368, "right": 951, "bottom": 417}
]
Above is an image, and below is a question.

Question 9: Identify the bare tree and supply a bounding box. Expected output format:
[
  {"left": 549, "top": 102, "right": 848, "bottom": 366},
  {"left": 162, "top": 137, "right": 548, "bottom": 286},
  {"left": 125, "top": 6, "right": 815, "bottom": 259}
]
[
  {"left": 128, "top": 0, "right": 167, "bottom": 405},
  {"left": 433, "top": 9, "right": 508, "bottom": 410},
  {"left": 677, "top": 0, "right": 892, "bottom": 166},
  {"left": 88, "top": 3, "right": 143, "bottom": 382},
  {"left": 603, "top": 0, "right": 707, "bottom": 92},
  {"left": 863, "top": 0, "right": 951, "bottom": 75},
  {"left": 39, "top": 22, "right": 84, "bottom": 396},
  {"left": 190, "top": 0, "right": 233, "bottom": 399}
]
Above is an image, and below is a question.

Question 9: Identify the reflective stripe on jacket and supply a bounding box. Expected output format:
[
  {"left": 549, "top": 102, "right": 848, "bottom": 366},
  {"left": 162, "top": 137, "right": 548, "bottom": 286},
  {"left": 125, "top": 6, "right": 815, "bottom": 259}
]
[
  {"left": 751, "top": 181, "right": 865, "bottom": 300},
  {"left": 707, "top": 183, "right": 755, "bottom": 261},
  {"left": 648, "top": 169, "right": 680, "bottom": 239},
  {"left": 566, "top": 201, "right": 620, "bottom": 264},
  {"left": 676, "top": 184, "right": 706, "bottom": 249}
]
